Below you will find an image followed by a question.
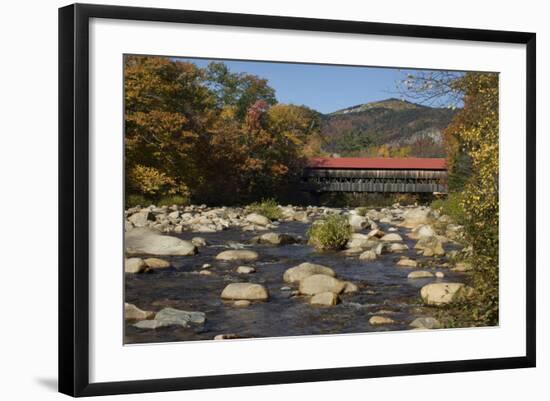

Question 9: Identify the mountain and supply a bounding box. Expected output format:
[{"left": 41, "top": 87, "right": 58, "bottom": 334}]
[{"left": 319, "top": 98, "right": 458, "bottom": 157}]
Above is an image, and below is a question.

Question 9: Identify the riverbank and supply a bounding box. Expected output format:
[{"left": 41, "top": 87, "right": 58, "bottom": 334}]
[{"left": 124, "top": 203, "right": 475, "bottom": 343}]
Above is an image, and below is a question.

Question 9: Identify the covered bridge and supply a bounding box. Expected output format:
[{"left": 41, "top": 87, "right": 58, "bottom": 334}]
[{"left": 302, "top": 157, "right": 447, "bottom": 193}]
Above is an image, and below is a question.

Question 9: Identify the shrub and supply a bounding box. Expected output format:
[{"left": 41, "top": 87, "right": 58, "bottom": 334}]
[
  {"left": 126, "top": 194, "right": 151, "bottom": 208},
  {"left": 247, "top": 198, "right": 283, "bottom": 220},
  {"left": 431, "top": 192, "right": 465, "bottom": 224},
  {"left": 157, "top": 195, "right": 190, "bottom": 207},
  {"left": 307, "top": 214, "right": 352, "bottom": 251}
]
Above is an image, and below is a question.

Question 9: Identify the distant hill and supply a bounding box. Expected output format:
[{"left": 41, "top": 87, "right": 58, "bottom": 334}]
[{"left": 320, "top": 98, "right": 457, "bottom": 157}]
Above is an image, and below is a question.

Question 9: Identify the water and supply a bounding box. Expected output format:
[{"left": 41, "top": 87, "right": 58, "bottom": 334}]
[{"left": 124, "top": 221, "right": 466, "bottom": 344}]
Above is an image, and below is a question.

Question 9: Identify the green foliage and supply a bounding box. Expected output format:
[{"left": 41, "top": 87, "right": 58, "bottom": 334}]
[
  {"left": 320, "top": 192, "right": 422, "bottom": 208},
  {"left": 157, "top": 195, "right": 190, "bottom": 207},
  {"left": 307, "top": 215, "right": 352, "bottom": 251},
  {"left": 431, "top": 193, "right": 465, "bottom": 224},
  {"left": 247, "top": 199, "right": 283, "bottom": 220},
  {"left": 125, "top": 194, "right": 151, "bottom": 208}
]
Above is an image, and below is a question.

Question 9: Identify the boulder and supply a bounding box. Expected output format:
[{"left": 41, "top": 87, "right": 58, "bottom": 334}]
[
  {"left": 420, "top": 283, "right": 472, "bottom": 305},
  {"left": 367, "top": 228, "right": 385, "bottom": 238},
  {"left": 396, "top": 258, "right": 417, "bottom": 268},
  {"left": 348, "top": 214, "right": 370, "bottom": 232},
  {"left": 452, "top": 262, "right": 473, "bottom": 272},
  {"left": 199, "top": 270, "right": 212, "bottom": 276},
  {"left": 215, "top": 250, "right": 259, "bottom": 261},
  {"left": 310, "top": 292, "right": 339, "bottom": 306},
  {"left": 435, "top": 271, "right": 445, "bottom": 278},
  {"left": 299, "top": 274, "right": 346, "bottom": 295},
  {"left": 343, "top": 282, "right": 359, "bottom": 293},
  {"left": 253, "top": 232, "right": 298, "bottom": 245},
  {"left": 221, "top": 283, "right": 269, "bottom": 300},
  {"left": 245, "top": 213, "right": 271, "bottom": 226},
  {"left": 191, "top": 237, "right": 207, "bottom": 247},
  {"left": 128, "top": 210, "right": 154, "bottom": 227},
  {"left": 346, "top": 233, "right": 379, "bottom": 249},
  {"left": 155, "top": 307, "right": 206, "bottom": 325},
  {"left": 233, "top": 300, "right": 251, "bottom": 307},
  {"left": 236, "top": 266, "right": 256, "bottom": 274},
  {"left": 283, "top": 262, "right": 335, "bottom": 283},
  {"left": 124, "top": 303, "right": 154, "bottom": 321},
  {"left": 388, "top": 243, "right": 409, "bottom": 253},
  {"left": 126, "top": 228, "right": 197, "bottom": 256},
  {"left": 409, "top": 224, "right": 436, "bottom": 240},
  {"left": 380, "top": 233, "right": 403, "bottom": 242},
  {"left": 415, "top": 236, "right": 445, "bottom": 256},
  {"left": 369, "top": 316, "right": 395, "bottom": 325},
  {"left": 409, "top": 317, "right": 442, "bottom": 330},
  {"left": 341, "top": 247, "right": 364, "bottom": 255},
  {"left": 359, "top": 250, "right": 377, "bottom": 261},
  {"left": 407, "top": 270, "right": 435, "bottom": 279},
  {"left": 125, "top": 257, "right": 146, "bottom": 273},
  {"left": 400, "top": 208, "right": 434, "bottom": 228},
  {"left": 143, "top": 257, "right": 171, "bottom": 270}
]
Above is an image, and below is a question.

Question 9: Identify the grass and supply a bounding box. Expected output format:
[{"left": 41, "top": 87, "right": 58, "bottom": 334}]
[
  {"left": 157, "top": 195, "right": 190, "bottom": 207},
  {"left": 126, "top": 194, "right": 151, "bottom": 208},
  {"left": 307, "top": 214, "right": 352, "bottom": 251},
  {"left": 247, "top": 198, "right": 283, "bottom": 221}
]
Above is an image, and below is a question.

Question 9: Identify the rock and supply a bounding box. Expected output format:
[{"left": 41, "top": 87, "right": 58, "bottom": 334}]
[
  {"left": 388, "top": 243, "right": 409, "bottom": 253},
  {"left": 156, "top": 307, "right": 205, "bottom": 325},
  {"left": 452, "top": 262, "right": 473, "bottom": 272},
  {"left": 348, "top": 214, "right": 370, "bottom": 232},
  {"left": 168, "top": 211, "right": 180, "bottom": 219},
  {"left": 128, "top": 211, "right": 154, "bottom": 227},
  {"left": 310, "top": 292, "right": 339, "bottom": 306},
  {"left": 435, "top": 271, "right": 445, "bottom": 278},
  {"left": 191, "top": 237, "right": 207, "bottom": 247},
  {"left": 199, "top": 270, "right": 212, "bottom": 276},
  {"left": 341, "top": 247, "right": 364, "bottom": 255},
  {"left": 245, "top": 213, "right": 271, "bottom": 226},
  {"left": 253, "top": 232, "right": 297, "bottom": 245},
  {"left": 134, "top": 320, "right": 171, "bottom": 329},
  {"left": 125, "top": 257, "right": 146, "bottom": 273},
  {"left": 215, "top": 250, "right": 259, "bottom": 261},
  {"left": 367, "top": 228, "right": 385, "bottom": 238},
  {"left": 233, "top": 300, "right": 251, "bottom": 307},
  {"left": 126, "top": 228, "right": 198, "bottom": 256},
  {"left": 125, "top": 303, "right": 154, "bottom": 321},
  {"left": 236, "top": 266, "right": 256, "bottom": 274},
  {"left": 415, "top": 236, "right": 445, "bottom": 256},
  {"left": 409, "top": 224, "right": 436, "bottom": 240},
  {"left": 410, "top": 317, "right": 442, "bottom": 329},
  {"left": 202, "top": 263, "right": 212, "bottom": 269},
  {"left": 299, "top": 274, "right": 346, "bottom": 295},
  {"left": 359, "top": 250, "right": 377, "bottom": 261},
  {"left": 396, "top": 258, "right": 417, "bottom": 268},
  {"left": 143, "top": 257, "right": 171, "bottom": 270},
  {"left": 125, "top": 221, "right": 134, "bottom": 232},
  {"left": 214, "top": 333, "right": 243, "bottom": 340},
  {"left": 283, "top": 262, "right": 335, "bottom": 283},
  {"left": 221, "top": 283, "right": 269, "bottom": 300},
  {"left": 407, "top": 270, "right": 435, "bottom": 279},
  {"left": 420, "top": 283, "right": 472, "bottom": 305},
  {"left": 380, "top": 233, "right": 403, "bottom": 242},
  {"left": 369, "top": 316, "right": 395, "bottom": 325},
  {"left": 347, "top": 233, "right": 379, "bottom": 249},
  {"left": 343, "top": 282, "right": 359, "bottom": 293},
  {"left": 400, "top": 208, "right": 434, "bottom": 228}
]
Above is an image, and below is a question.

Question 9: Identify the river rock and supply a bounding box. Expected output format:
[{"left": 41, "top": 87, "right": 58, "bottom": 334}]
[
  {"left": 215, "top": 250, "right": 259, "bottom": 261},
  {"left": 409, "top": 224, "right": 437, "bottom": 240},
  {"left": 348, "top": 214, "right": 370, "bottom": 232},
  {"left": 341, "top": 247, "right": 364, "bottom": 255},
  {"left": 283, "top": 262, "right": 335, "bottom": 283},
  {"left": 233, "top": 300, "right": 251, "bottom": 307},
  {"left": 415, "top": 236, "right": 445, "bottom": 256},
  {"left": 191, "top": 237, "right": 207, "bottom": 247},
  {"left": 143, "top": 257, "right": 171, "bottom": 270},
  {"left": 396, "top": 258, "right": 417, "bottom": 268},
  {"left": 435, "top": 271, "right": 445, "bottom": 278},
  {"left": 409, "top": 317, "right": 442, "bottom": 329},
  {"left": 420, "top": 282, "right": 472, "bottom": 305},
  {"left": 452, "top": 262, "right": 473, "bottom": 272},
  {"left": 221, "top": 283, "right": 269, "bottom": 300},
  {"left": 359, "top": 250, "right": 377, "bottom": 261},
  {"left": 369, "top": 315, "right": 395, "bottom": 325},
  {"left": 236, "top": 266, "right": 256, "bottom": 274},
  {"left": 252, "top": 232, "right": 297, "bottom": 245},
  {"left": 347, "top": 233, "right": 379, "bottom": 249},
  {"left": 343, "top": 282, "right": 359, "bottom": 293},
  {"left": 126, "top": 228, "right": 197, "bottom": 256},
  {"left": 400, "top": 207, "right": 435, "bottom": 228},
  {"left": 299, "top": 274, "right": 346, "bottom": 295},
  {"left": 380, "top": 233, "right": 403, "bottom": 242},
  {"left": 310, "top": 292, "right": 339, "bottom": 306},
  {"left": 125, "top": 302, "right": 154, "bottom": 321},
  {"left": 125, "top": 257, "right": 146, "bottom": 273},
  {"left": 367, "top": 228, "right": 385, "bottom": 238},
  {"left": 128, "top": 210, "right": 154, "bottom": 227},
  {"left": 408, "top": 270, "right": 434, "bottom": 279},
  {"left": 388, "top": 243, "right": 409, "bottom": 253},
  {"left": 245, "top": 213, "right": 271, "bottom": 226},
  {"left": 199, "top": 270, "right": 212, "bottom": 275},
  {"left": 155, "top": 307, "right": 206, "bottom": 325}
]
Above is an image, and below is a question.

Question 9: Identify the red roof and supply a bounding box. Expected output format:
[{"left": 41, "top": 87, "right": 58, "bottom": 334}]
[{"left": 307, "top": 157, "right": 447, "bottom": 170}]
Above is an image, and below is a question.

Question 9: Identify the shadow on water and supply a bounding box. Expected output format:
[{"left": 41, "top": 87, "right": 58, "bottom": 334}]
[{"left": 124, "top": 221, "right": 466, "bottom": 344}]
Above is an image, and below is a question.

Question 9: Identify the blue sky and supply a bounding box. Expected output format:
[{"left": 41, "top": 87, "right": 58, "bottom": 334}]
[{"left": 175, "top": 57, "right": 457, "bottom": 114}]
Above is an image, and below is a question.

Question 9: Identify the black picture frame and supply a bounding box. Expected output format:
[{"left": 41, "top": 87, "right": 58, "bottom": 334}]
[{"left": 58, "top": 3, "right": 536, "bottom": 397}]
